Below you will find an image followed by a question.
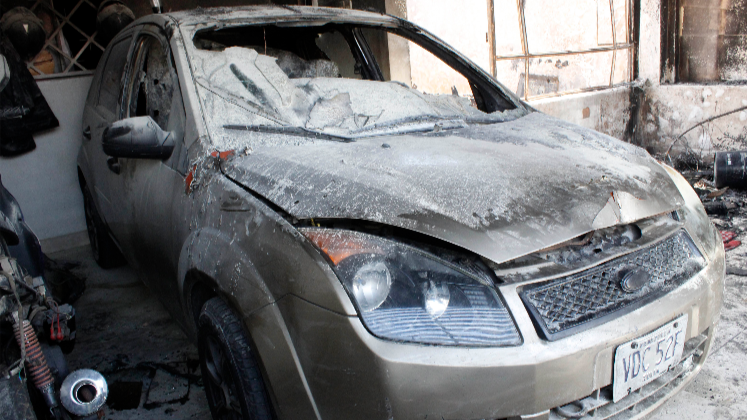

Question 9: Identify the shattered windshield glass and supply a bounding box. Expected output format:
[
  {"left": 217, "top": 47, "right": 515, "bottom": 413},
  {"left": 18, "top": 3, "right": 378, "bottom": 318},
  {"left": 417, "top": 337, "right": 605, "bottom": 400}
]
[{"left": 187, "top": 23, "right": 524, "bottom": 146}]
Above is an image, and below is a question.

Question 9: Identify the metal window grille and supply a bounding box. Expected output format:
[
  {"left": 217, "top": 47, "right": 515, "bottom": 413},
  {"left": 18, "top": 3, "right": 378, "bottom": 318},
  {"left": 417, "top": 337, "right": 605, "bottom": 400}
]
[
  {"left": 26, "top": 0, "right": 105, "bottom": 77},
  {"left": 487, "top": 0, "right": 635, "bottom": 101}
]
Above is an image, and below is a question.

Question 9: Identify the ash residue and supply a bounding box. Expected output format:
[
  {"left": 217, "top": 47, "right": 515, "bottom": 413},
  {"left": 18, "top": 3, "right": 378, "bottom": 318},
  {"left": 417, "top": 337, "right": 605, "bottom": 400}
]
[{"left": 222, "top": 111, "right": 683, "bottom": 264}]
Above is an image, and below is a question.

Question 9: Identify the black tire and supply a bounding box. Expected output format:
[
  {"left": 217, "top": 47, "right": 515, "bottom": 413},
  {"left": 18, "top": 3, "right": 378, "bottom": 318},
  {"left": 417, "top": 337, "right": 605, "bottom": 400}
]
[
  {"left": 82, "top": 184, "right": 124, "bottom": 269},
  {"left": 198, "top": 297, "right": 273, "bottom": 420}
]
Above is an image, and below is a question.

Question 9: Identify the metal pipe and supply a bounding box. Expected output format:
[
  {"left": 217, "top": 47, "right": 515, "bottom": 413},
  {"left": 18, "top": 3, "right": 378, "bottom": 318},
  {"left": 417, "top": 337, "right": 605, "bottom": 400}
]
[
  {"left": 628, "top": 0, "right": 634, "bottom": 80},
  {"left": 494, "top": 44, "right": 634, "bottom": 61},
  {"left": 516, "top": 0, "right": 529, "bottom": 99},
  {"left": 525, "top": 82, "right": 634, "bottom": 101},
  {"left": 487, "top": 0, "right": 496, "bottom": 78},
  {"left": 609, "top": 0, "right": 617, "bottom": 86}
]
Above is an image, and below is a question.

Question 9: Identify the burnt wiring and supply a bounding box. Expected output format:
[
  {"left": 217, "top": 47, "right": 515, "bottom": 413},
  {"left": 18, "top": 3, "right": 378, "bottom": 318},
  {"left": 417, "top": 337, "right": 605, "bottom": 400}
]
[{"left": 665, "top": 104, "right": 747, "bottom": 163}]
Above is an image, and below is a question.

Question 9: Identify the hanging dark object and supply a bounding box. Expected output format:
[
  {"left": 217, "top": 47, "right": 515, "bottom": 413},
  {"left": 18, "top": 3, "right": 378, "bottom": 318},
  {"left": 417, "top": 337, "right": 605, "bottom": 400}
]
[
  {"left": 0, "top": 34, "right": 59, "bottom": 157},
  {"left": 0, "top": 7, "right": 46, "bottom": 62},
  {"left": 95, "top": 0, "right": 136, "bottom": 47}
]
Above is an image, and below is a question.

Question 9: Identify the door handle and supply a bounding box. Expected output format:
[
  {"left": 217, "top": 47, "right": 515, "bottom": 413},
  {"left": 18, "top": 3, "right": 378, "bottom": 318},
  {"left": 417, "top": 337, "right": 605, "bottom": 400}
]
[
  {"left": 106, "top": 157, "right": 121, "bottom": 175},
  {"left": 83, "top": 126, "right": 91, "bottom": 140}
]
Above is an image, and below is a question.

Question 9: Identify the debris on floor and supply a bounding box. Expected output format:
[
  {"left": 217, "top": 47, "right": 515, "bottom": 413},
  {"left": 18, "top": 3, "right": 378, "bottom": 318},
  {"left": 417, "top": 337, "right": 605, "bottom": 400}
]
[
  {"left": 724, "top": 239, "right": 741, "bottom": 251},
  {"left": 48, "top": 245, "right": 211, "bottom": 420},
  {"left": 145, "top": 366, "right": 192, "bottom": 406},
  {"left": 680, "top": 166, "right": 746, "bottom": 252},
  {"left": 43, "top": 254, "right": 86, "bottom": 304}
]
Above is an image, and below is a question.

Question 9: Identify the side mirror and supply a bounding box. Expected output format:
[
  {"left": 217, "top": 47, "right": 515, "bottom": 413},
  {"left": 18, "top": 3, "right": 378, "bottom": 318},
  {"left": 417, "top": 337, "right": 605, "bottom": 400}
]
[{"left": 102, "top": 116, "right": 174, "bottom": 160}]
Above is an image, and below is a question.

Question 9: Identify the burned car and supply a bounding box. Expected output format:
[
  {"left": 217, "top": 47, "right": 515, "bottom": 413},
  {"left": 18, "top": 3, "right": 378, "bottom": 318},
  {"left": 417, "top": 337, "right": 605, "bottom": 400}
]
[{"left": 76, "top": 6, "right": 724, "bottom": 420}]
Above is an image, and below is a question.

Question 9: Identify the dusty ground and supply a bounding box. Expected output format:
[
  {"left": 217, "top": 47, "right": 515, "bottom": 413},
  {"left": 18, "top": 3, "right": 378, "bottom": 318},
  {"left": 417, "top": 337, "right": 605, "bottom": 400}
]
[
  {"left": 49, "top": 245, "right": 211, "bottom": 420},
  {"left": 49, "top": 216, "right": 747, "bottom": 420},
  {"left": 656, "top": 211, "right": 747, "bottom": 419}
]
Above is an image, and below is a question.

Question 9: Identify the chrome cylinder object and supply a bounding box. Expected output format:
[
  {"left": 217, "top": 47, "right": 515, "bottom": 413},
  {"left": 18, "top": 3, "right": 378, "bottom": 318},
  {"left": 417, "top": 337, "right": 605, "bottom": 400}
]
[{"left": 60, "top": 369, "right": 108, "bottom": 417}]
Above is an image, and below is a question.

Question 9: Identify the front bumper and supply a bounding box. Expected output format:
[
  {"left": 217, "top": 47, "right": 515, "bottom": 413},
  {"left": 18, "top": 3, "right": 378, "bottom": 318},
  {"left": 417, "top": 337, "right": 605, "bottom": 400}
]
[
  {"left": 253, "top": 236, "right": 724, "bottom": 420},
  {"left": 541, "top": 331, "right": 710, "bottom": 420}
]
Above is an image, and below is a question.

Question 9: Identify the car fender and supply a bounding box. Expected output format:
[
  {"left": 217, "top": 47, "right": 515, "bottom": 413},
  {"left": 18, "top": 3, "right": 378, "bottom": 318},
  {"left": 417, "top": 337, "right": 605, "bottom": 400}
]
[{"left": 177, "top": 226, "right": 275, "bottom": 337}]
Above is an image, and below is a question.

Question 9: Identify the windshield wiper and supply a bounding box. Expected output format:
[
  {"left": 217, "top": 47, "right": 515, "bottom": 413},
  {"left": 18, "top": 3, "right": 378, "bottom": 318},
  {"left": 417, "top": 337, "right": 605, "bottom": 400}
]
[
  {"left": 223, "top": 117, "right": 466, "bottom": 142},
  {"left": 222, "top": 124, "right": 353, "bottom": 142},
  {"left": 350, "top": 116, "right": 467, "bottom": 136}
]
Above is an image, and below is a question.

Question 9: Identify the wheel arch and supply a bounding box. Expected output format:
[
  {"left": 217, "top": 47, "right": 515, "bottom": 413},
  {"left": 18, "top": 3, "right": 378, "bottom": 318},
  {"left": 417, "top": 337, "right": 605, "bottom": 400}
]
[{"left": 177, "top": 227, "right": 275, "bottom": 341}]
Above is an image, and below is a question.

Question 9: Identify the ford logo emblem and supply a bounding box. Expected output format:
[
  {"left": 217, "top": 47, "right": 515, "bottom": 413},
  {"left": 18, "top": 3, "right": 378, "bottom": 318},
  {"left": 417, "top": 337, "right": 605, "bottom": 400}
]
[{"left": 620, "top": 269, "right": 650, "bottom": 293}]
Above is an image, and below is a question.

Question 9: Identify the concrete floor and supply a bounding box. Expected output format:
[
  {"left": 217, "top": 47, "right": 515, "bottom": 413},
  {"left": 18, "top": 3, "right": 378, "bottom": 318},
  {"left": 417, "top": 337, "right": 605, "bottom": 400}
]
[
  {"left": 51, "top": 245, "right": 211, "bottom": 420},
  {"left": 49, "top": 225, "right": 747, "bottom": 420},
  {"left": 655, "top": 213, "right": 747, "bottom": 420}
]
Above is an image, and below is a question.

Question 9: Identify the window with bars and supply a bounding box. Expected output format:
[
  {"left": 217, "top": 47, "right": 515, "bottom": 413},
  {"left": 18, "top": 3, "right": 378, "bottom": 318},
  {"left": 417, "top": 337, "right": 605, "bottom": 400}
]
[
  {"left": 26, "top": 0, "right": 106, "bottom": 77},
  {"left": 488, "top": 0, "right": 635, "bottom": 100}
]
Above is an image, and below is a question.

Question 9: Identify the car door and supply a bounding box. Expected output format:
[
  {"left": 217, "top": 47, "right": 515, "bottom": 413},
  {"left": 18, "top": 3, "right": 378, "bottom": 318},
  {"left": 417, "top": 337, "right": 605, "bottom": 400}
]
[
  {"left": 112, "top": 26, "right": 187, "bottom": 316},
  {"left": 80, "top": 32, "right": 135, "bottom": 237}
]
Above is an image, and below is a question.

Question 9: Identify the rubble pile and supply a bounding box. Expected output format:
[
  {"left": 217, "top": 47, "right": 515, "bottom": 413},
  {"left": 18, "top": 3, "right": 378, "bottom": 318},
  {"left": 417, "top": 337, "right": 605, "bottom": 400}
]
[{"left": 681, "top": 168, "right": 747, "bottom": 252}]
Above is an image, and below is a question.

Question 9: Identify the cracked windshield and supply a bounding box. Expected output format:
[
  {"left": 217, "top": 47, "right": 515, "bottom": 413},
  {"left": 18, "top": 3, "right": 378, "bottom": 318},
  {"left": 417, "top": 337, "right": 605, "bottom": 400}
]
[{"left": 189, "top": 24, "right": 517, "bottom": 142}]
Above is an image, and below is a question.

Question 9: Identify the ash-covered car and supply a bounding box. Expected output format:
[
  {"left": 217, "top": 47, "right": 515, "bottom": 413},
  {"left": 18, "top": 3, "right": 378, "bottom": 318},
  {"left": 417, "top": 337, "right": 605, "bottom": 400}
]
[{"left": 76, "top": 6, "right": 724, "bottom": 420}]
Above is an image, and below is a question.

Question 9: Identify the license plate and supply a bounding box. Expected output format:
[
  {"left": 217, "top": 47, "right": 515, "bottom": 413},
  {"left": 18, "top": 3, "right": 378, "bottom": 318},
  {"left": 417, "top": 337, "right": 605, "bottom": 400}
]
[{"left": 612, "top": 315, "right": 688, "bottom": 402}]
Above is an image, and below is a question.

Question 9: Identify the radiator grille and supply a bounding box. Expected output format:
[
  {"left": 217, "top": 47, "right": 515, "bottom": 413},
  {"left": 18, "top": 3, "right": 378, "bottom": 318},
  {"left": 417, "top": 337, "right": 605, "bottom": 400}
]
[{"left": 519, "top": 231, "right": 705, "bottom": 340}]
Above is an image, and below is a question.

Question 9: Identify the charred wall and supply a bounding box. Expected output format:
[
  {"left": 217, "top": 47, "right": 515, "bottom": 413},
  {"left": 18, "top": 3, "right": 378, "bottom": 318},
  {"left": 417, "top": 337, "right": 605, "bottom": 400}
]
[
  {"left": 664, "top": 0, "right": 747, "bottom": 83},
  {"left": 637, "top": 0, "right": 747, "bottom": 163}
]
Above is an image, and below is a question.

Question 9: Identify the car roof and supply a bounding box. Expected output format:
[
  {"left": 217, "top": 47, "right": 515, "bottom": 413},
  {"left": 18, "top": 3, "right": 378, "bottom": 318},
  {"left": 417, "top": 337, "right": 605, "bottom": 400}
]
[{"left": 139, "top": 5, "right": 399, "bottom": 28}]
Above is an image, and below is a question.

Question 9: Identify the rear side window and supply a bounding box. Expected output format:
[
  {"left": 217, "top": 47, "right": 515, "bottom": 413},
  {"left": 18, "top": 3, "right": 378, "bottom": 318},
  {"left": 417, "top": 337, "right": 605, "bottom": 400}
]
[
  {"left": 124, "top": 36, "right": 177, "bottom": 130},
  {"left": 97, "top": 37, "right": 132, "bottom": 114}
]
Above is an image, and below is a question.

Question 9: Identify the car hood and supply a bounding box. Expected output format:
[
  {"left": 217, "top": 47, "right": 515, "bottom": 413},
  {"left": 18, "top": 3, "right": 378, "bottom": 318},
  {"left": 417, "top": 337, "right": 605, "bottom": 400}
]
[{"left": 221, "top": 112, "right": 684, "bottom": 264}]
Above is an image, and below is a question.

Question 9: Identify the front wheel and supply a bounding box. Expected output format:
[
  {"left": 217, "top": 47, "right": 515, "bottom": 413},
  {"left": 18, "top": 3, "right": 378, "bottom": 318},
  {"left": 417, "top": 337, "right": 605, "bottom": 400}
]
[{"left": 198, "top": 297, "right": 273, "bottom": 420}]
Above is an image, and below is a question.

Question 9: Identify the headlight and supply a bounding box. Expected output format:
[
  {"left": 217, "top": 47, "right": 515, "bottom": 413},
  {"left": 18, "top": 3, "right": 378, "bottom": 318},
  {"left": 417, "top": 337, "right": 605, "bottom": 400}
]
[
  {"left": 301, "top": 228, "right": 522, "bottom": 347},
  {"left": 661, "top": 164, "right": 722, "bottom": 260}
]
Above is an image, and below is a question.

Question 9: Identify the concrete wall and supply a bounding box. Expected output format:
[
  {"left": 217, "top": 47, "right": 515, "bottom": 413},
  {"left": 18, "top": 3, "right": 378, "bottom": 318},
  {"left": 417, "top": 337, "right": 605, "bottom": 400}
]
[
  {"left": 531, "top": 87, "right": 632, "bottom": 141},
  {"left": 640, "top": 84, "right": 747, "bottom": 160},
  {"left": 0, "top": 74, "right": 91, "bottom": 249},
  {"left": 402, "top": 0, "right": 747, "bottom": 165},
  {"left": 637, "top": 0, "right": 747, "bottom": 162}
]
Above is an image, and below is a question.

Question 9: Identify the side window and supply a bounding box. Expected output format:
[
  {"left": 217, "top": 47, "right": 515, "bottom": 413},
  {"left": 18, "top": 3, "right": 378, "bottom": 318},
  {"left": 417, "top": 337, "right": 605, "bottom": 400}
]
[
  {"left": 315, "top": 30, "right": 360, "bottom": 79},
  {"left": 124, "top": 36, "right": 176, "bottom": 130},
  {"left": 97, "top": 37, "right": 132, "bottom": 114}
]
